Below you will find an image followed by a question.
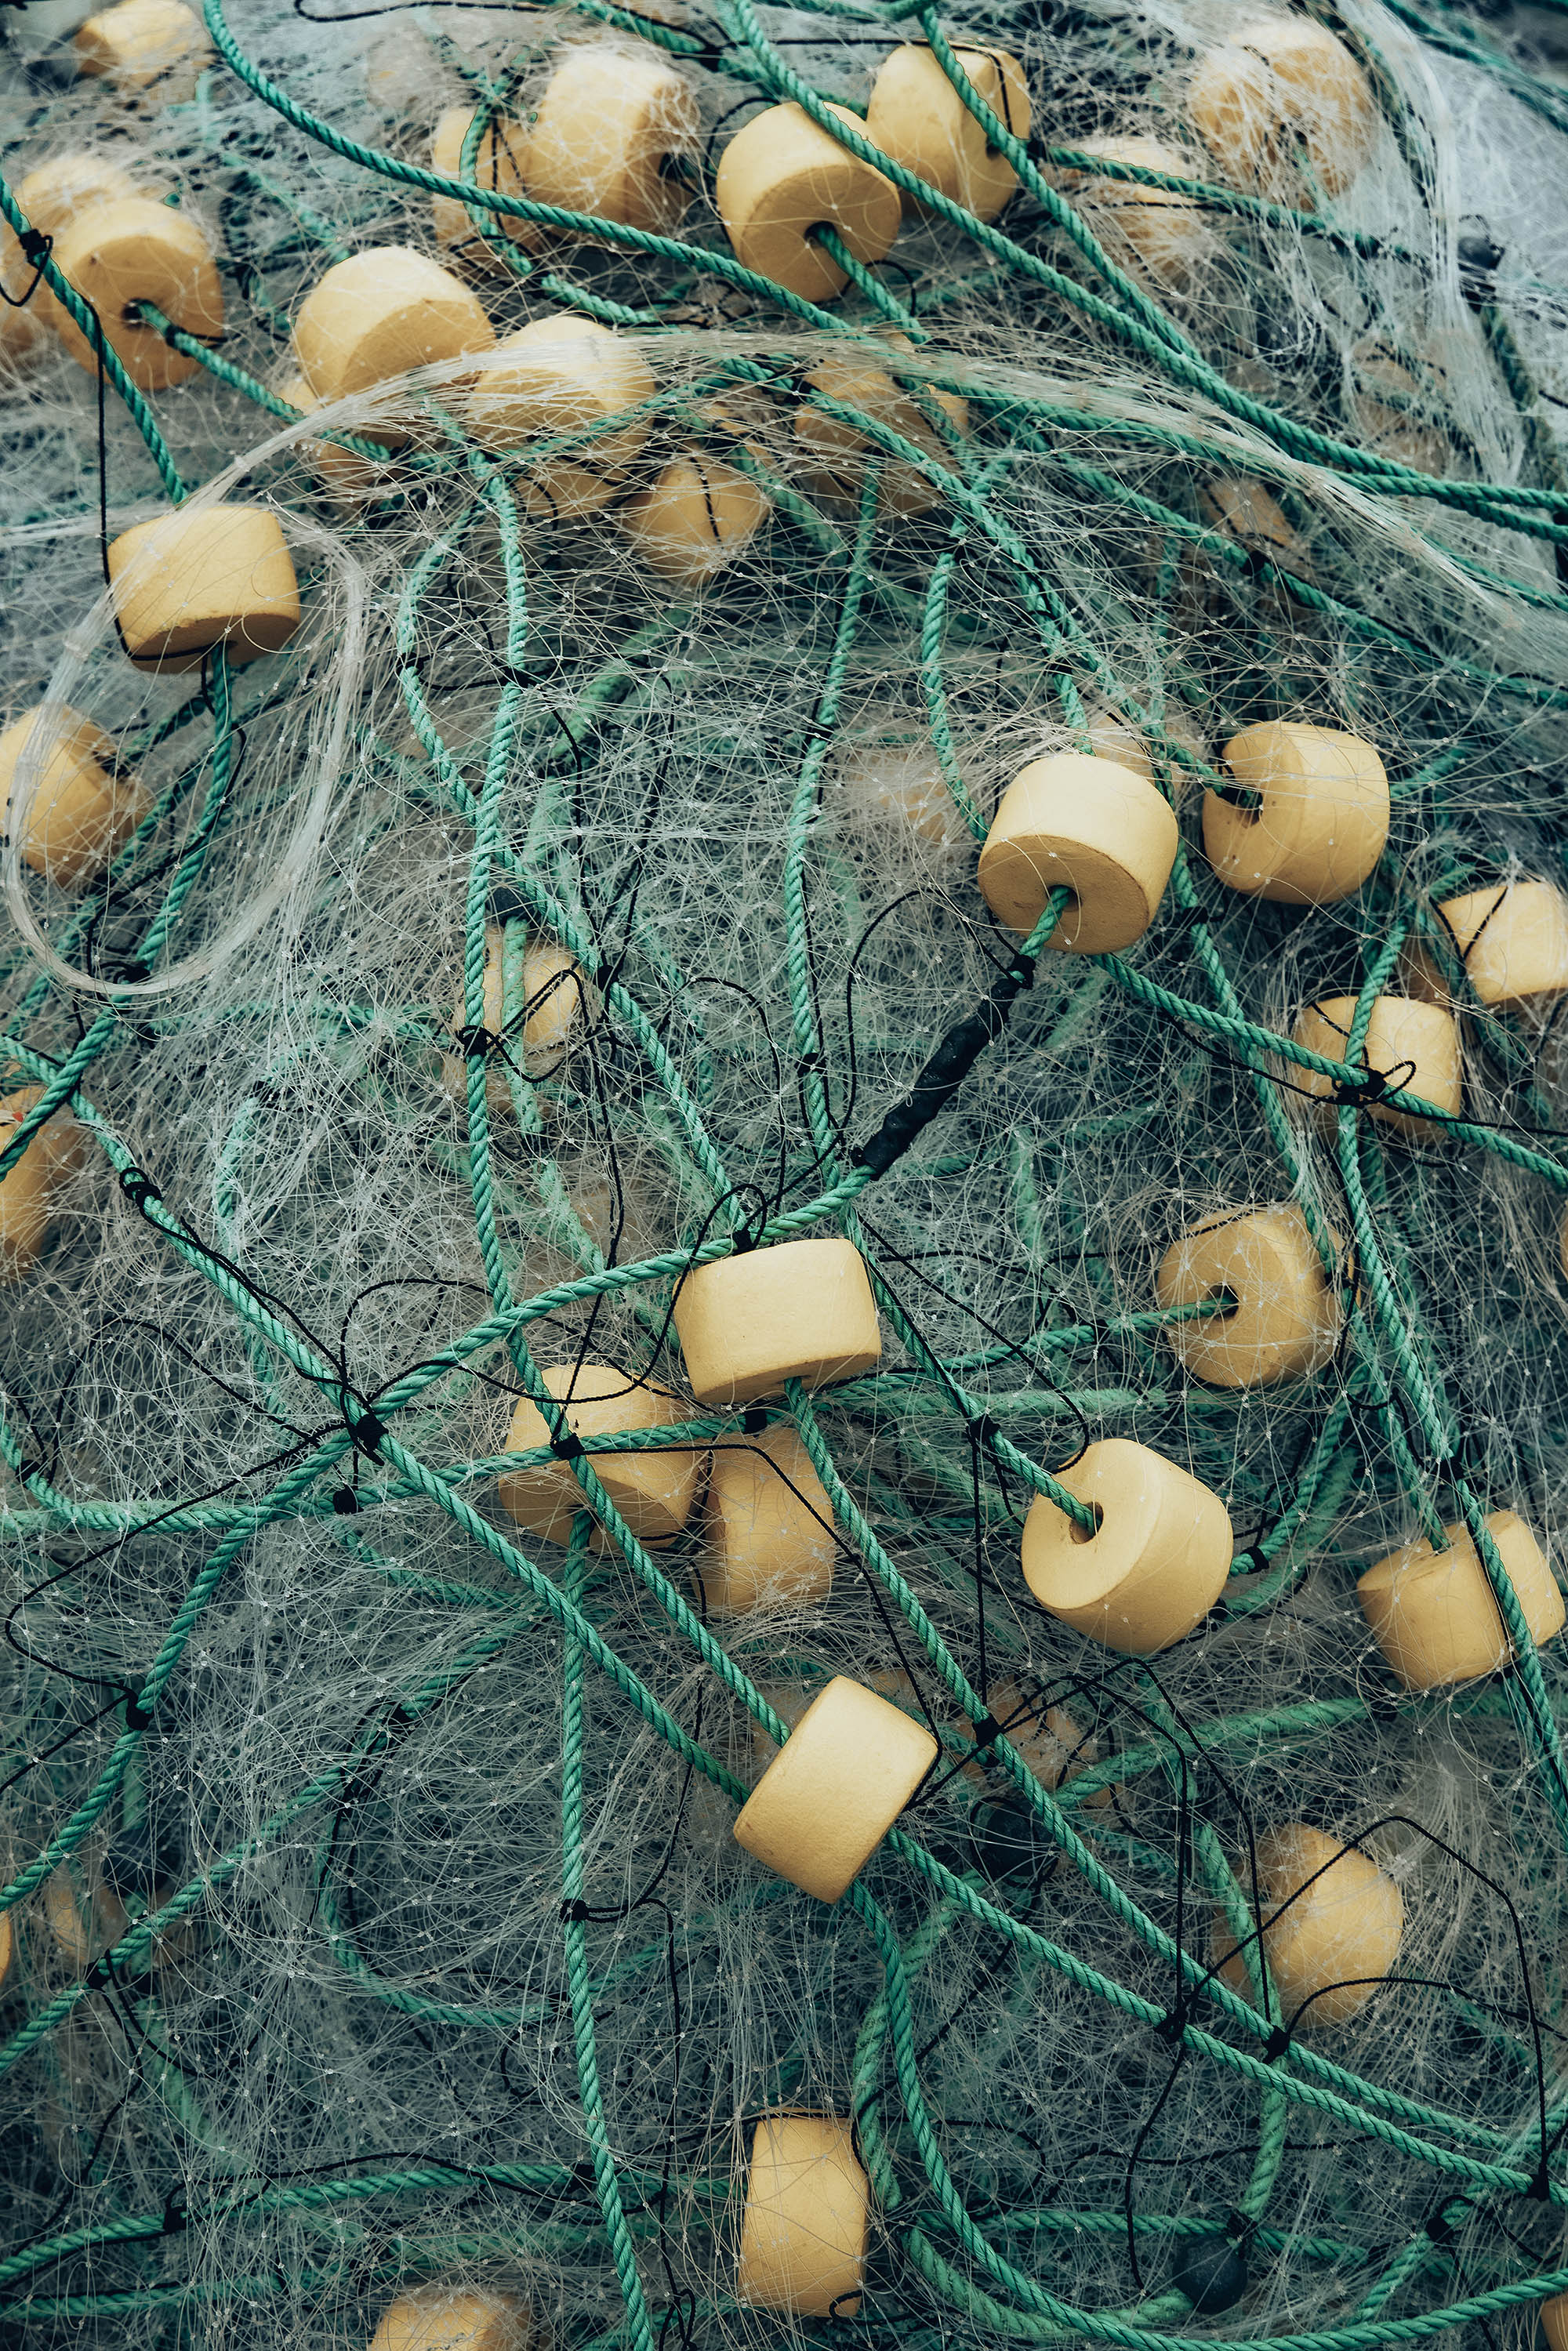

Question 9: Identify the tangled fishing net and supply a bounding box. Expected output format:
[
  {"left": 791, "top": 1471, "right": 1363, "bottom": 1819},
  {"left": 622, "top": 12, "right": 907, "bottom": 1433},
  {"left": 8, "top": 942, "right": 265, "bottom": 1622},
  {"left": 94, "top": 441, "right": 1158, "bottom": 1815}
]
[{"left": 9, "top": 0, "right": 1568, "bottom": 2341}]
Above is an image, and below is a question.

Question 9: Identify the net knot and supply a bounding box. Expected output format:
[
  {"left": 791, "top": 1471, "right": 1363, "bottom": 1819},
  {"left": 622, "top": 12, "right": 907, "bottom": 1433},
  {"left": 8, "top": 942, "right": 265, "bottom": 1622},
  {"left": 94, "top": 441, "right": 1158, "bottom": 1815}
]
[
  {"left": 1332, "top": 1068, "right": 1388, "bottom": 1109},
  {"left": 343, "top": 1404, "right": 385, "bottom": 1458},
  {"left": 119, "top": 1168, "right": 164, "bottom": 1215},
  {"left": 452, "top": 1022, "right": 501, "bottom": 1061}
]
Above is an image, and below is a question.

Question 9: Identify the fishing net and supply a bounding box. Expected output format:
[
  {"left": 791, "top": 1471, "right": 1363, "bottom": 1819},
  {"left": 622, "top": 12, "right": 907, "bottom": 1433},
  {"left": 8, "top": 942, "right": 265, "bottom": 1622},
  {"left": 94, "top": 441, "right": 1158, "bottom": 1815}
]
[{"left": 5, "top": 0, "right": 1568, "bottom": 2343}]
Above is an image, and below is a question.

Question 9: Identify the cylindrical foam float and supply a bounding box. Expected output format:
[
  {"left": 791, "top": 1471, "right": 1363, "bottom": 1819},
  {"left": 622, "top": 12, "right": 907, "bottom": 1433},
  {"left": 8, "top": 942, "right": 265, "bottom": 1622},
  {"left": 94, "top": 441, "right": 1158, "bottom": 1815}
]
[
  {"left": 614, "top": 453, "right": 771, "bottom": 586},
  {"left": 292, "top": 246, "right": 494, "bottom": 410},
  {"left": 444, "top": 924, "right": 591, "bottom": 1108},
  {"left": 1187, "top": 18, "right": 1376, "bottom": 198},
  {"left": 977, "top": 752, "right": 1179, "bottom": 947},
  {"left": 0, "top": 704, "right": 147, "bottom": 889},
  {"left": 1021, "top": 1438, "right": 1233, "bottom": 1654},
  {"left": 497, "top": 1360, "right": 702, "bottom": 1551},
  {"left": 1155, "top": 1205, "right": 1341, "bottom": 1387},
  {"left": 43, "top": 1862, "right": 128, "bottom": 1969},
  {"left": 466, "top": 316, "right": 656, "bottom": 516},
  {"left": 106, "top": 504, "right": 301, "bottom": 672},
  {"left": 1290, "top": 995, "right": 1461, "bottom": 1138},
  {"left": 794, "top": 345, "right": 968, "bottom": 516},
  {"left": 4, "top": 151, "right": 138, "bottom": 357},
  {"left": 1403, "top": 880, "right": 1568, "bottom": 1012},
  {"left": 734, "top": 1674, "right": 936, "bottom": 1902},
  {"left": 1214, "top": 1823, "right": 1403, "bottom": 2029},
  {"left": 833, "top": 738, "right": 972, "bottom": 850},
  {"left": 523, "top": 47, "right": 699, "bottom": 236},
  {"left": 1541, "top": 2295, "right": 1568, "bottom": 2351},
  {"left": 1055, "top": 134, "right": 1209, "bottom": 285},
  {"left": 279, "top": 373, "right": 398, "bottom": 505},
  {"left": 864, "top": 43, "right": 1030, "bottom": 221},
  {"left": 1351, "top": 341, "right": 1450, "bottom": 476},
  {"left": 1198, "top": 475, "right": 1307, "bottom": 568},
  {"left": 673, "top": 1236, "right": 880, "bottom": 1408},
  {"left": 715, "top": 102, "right": 900, "bottom": 303},
  {"left": 970, "top": 1678, "right": 1109, "bottom": 1807},
  {"left": 430, "top": 106, "right": 535, "bottom": 264},
  {"left": 735, "top": 2112, "right": 869, "bottom": 2315},
  {"left": 1204, "top": 720, "right": 1389, "bottom": 904},
  {"left": 1357, "top": 1510, "right": 1564, "bottom": 1690},
  {"left": 368, "top": 2284, "right": 532, "bottom": 2351},
  {"left": 699, "top": 1421, "right": 837, "bottom": 1614},
  {"left": 0, "top": 1086, "right": 85, "bottom": 1281},
  {"left": 45, "top": 195, "right": 223, "bottom": 390},
  {"left": 74, "top": 0, "right": 210, "bottom": 95}
]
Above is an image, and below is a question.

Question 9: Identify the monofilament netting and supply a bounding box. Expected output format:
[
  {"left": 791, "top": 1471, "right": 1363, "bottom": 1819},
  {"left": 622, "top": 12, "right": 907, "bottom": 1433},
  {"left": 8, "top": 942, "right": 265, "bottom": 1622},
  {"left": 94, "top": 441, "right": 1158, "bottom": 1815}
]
[{"left": 8, "top": 0, "right": 1568, "bottom": 2342}]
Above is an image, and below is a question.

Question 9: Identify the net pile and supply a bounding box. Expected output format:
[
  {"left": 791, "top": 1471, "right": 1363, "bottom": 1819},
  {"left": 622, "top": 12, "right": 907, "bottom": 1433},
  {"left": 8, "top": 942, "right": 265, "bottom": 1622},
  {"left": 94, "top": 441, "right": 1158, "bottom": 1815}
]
[{"left": 5, "top": 0, "right": 1568, "bottom": 2343}]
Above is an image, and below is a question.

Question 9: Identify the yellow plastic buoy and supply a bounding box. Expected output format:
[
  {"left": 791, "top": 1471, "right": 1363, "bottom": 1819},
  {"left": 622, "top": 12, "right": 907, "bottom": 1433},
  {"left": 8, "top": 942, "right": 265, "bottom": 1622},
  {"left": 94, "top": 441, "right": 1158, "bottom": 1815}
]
[
  {"left": 466, "top": 316, "right": 656, "bottom": 517},
  {"left": 1404, "top": 880, "right": 1568, "bottom": 1013},
  {"left": 699, "top": 1421, "right": 837, "bottom": 1614},
  {"left": 1155, "top": 1206, "right": 1341, "bottom": 1388},
  {"left": 292, "top": 246, "right": 494, "bottom": 408},
  {"left": 74, "top": 0, "right": 210, "bottom": 96},
  {"left": 735, "top": 2112, "right": 869, "bottom": 2314},
  {"left": 0, "top": 1086, "right": 85, "bottom": 1281},
  {"left": 1204, "top": 720, "right": 1389, "bottom": 905},
  {"left": 673, "top": 1237, "right": 880, "bottom": 1408},
  {"left": 1055, "top": 134, "right": 1210, "bottom": 285},
  {"left": 795, "top": 346, "right": 968, "bottom": 517},
  {"left": 430, "top": 106, "right": 535, "bottom": 265},
  {"left": 614, "top": 453, "right": 771, "bottom": 586},
  {"left": 496, "top": 1360, "right": 702, "bottom": 1550},
  {"left": 0, "top": 704, "right": 147, "bottom": 889},
  {"left": 368, "top": 2285, "right": 532, "bottom": 2351},
  {"left": 1358, "top": 1511, "right": 1564, "bottom": 1689},
  {"left": 1215, "top": 1824, "right": 1403, "bottom": 2028},
  {"left": 1021, "top": 1438, "right": 1232, "bottom": 1653},
  {"left": 106, "top": 505, "right": 300, "bottom": 672},
  {"left": 734, "top": 1674, "right": 936, "bottom": 1902},
  {"left": 715, "top": 103, "right": 900, "bottom": 303},
  {"left": 1290, "top": 996, "right": 1461, "bottom": 1139},
  {"left": 523, "top": 47, "right": 699, "bottom": 236},
  {"left": 978, "top": 753, "right": 1178, "bottom": 947},
  {"left": 45, "top": 196, "right": 222, "bottom": 390},
  {"left": 1188, "top": 18, "right": 1376, "bottom": 198},
  {"left": 864, "top": 43, "right": 1030, "bottom": 220}
]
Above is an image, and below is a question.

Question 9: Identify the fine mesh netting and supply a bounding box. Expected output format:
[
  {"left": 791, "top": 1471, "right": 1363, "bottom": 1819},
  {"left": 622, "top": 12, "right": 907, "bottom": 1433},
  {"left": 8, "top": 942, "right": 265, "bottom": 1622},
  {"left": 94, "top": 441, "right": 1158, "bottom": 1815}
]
[{"left": 6, "top": 0, "right": 1568, "bottom": 2345}]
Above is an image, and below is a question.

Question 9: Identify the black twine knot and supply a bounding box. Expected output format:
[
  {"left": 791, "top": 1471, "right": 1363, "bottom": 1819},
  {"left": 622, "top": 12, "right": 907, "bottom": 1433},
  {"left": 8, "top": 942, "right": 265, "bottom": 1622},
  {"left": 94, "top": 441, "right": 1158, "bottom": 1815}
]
[
  {"left": 1333, "top": 1068, "right": 1388, "bottom": 1109},
  {"left": 550, "top": 1427, "right": 586, "bottom": 1465},
  {"left": 560, "top": 1897, "right": 590, "bottom": 1923},
  {"left": 123, "top": 1693, "right": 154, "bottom": 1731},
  {"left": 344, "top": 1405, "right": 385, "bottom": 1458},
  {"left": 452, "top": 1022, "right": 501, "bottom": 1061},
  {"left": 119, "top": 1168, "right": 164, "bottom": 1214}
]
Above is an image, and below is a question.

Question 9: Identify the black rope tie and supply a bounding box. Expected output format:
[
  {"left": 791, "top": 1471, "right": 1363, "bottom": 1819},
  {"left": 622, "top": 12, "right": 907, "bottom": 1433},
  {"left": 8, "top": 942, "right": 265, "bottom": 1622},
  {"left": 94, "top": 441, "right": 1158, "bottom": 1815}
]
[{"left": 852, "top": 949, "right": 1037, "bottom": 1178}]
